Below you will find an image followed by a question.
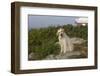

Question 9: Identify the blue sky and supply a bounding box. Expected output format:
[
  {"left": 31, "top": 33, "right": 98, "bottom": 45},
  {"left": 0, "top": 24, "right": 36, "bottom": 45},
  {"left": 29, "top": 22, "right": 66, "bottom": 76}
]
[{"left": 28, "top": 15, "right": 79, "bottom": 29}]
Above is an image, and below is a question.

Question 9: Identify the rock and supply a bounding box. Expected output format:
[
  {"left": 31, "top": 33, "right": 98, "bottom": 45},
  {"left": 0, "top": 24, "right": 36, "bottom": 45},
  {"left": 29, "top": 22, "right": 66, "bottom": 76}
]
[
  {"left": 29, "top": 52, "right": 35, "bottom": 60},
  {"left": 45, "top": 55, "right": 55, "bottom": 60},
  {"left": 45, "top": 51, "right": 83, "bottom": 60},
  {"left": 71, "top": 37, "right": 86, "bottom": 44}
]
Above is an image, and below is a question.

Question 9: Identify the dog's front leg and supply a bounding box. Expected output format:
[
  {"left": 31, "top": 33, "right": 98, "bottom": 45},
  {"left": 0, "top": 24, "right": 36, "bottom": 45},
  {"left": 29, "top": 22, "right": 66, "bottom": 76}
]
[{"left": 60, "top": 45, "right": 64, "bottom": 54}]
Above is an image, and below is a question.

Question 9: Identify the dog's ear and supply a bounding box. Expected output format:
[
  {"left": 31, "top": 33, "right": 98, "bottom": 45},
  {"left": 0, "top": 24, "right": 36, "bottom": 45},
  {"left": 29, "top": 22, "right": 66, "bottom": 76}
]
[{"left": 56, "top": 31, "right": 59, "bottom": 36}]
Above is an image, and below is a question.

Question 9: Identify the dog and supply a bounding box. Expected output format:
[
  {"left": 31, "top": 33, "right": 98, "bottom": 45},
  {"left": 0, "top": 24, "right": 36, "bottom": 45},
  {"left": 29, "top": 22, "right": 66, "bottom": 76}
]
[{"left": 57, "top": 28, "right": 74, "bottom": 54}]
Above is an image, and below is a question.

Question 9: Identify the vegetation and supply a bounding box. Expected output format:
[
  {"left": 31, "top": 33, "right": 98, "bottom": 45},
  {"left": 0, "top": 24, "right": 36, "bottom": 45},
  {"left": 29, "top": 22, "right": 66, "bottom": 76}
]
[{"left": 28, "top": 24, "right": 88, "bottom": 60}]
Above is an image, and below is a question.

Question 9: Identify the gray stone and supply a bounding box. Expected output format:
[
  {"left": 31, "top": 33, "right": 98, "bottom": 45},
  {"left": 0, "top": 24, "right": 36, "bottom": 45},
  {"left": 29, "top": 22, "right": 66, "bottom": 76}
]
[
  {"left": 29, "top": 52, "right": 35, "bottom": 60},
  {"left": 45, "top": 51, "right": 83, "bottom": 60},
  {"left": 71, "top": 37, "right": 86, "bottom": 44}
]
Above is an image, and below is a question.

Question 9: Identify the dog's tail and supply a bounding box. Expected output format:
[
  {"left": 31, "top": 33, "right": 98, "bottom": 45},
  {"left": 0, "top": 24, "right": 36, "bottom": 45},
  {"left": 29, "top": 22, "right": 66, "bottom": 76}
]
[{"left": 70, "top": 37, "right": 86, "bottom": 44}]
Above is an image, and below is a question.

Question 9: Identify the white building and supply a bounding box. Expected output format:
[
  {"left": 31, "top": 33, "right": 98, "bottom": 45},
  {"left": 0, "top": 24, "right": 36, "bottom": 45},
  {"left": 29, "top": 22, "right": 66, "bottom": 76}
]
[{"left": 75, "top": 18, "right": 88, "bottom": 26}]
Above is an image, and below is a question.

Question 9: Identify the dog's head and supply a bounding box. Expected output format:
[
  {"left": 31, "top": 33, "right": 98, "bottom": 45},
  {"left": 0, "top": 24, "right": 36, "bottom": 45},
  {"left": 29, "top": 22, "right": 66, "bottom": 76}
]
[{"left": 57, "top": 28, "right": 65, "bottom": 37}]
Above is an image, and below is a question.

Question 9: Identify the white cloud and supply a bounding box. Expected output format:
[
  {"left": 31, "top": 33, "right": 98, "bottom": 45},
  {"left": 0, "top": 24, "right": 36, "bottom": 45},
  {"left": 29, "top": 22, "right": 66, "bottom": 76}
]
[{"left": 75, "top": 18, "right": 88, "bottom": 23}]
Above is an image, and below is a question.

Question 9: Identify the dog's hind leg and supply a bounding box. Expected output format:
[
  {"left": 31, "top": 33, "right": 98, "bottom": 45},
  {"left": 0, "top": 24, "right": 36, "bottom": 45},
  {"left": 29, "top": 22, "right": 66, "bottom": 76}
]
[{"left": 68, "top": 40, "right": 74, "bottom": 52}]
